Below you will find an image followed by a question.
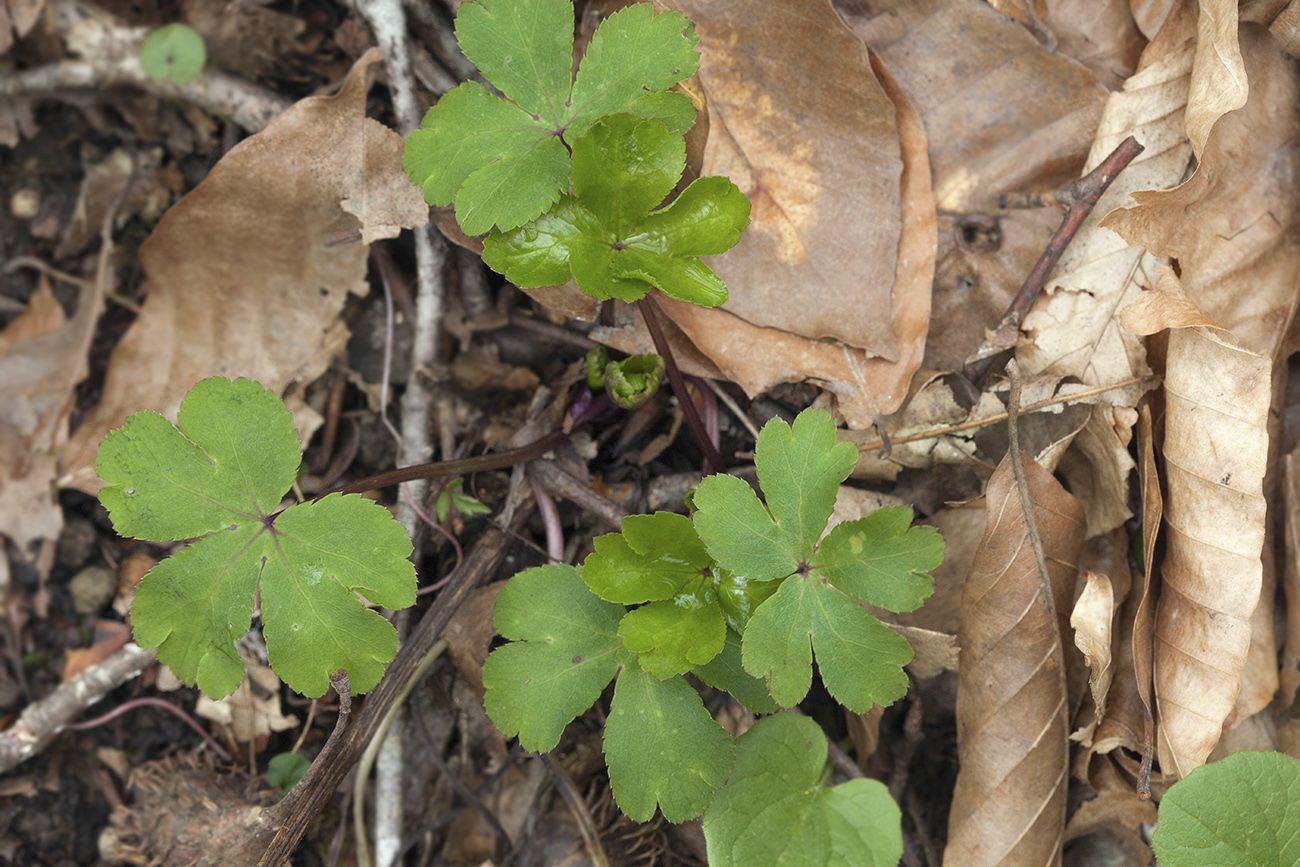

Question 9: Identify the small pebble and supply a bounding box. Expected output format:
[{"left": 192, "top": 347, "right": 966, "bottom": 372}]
[
  {"left": 9, "top": 189, "right": 39, "bottom": 220},
  {"left": 69, "top": 565, "right": 116, "bottom": 615}
]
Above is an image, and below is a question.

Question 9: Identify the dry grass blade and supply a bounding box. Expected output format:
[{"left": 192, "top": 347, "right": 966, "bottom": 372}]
[{"left": 945, "top": 362, "right": 1084, "bottom": 866}]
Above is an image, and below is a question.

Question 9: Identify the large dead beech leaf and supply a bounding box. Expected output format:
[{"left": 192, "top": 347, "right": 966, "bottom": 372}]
[
  {"left": 1120, "top": 269, "right": 1270, "bottom": 780},
  {"left": 946, "top": 452, "right": 1085, "bottom": 866},
  {"left": 58, "top": 47, "right": 427, "bottom": 490},
  {"left": 664, "top": 0, "right": 902, "bottom": 356},
  {"left": 842, "top": 0, "right": 1110, "bottom": 212}
]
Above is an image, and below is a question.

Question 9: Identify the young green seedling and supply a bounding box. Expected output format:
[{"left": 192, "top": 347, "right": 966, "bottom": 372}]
[
  {"left": 140, "top": 23, "right": 207, "bottom": 84},
  {"left": 97, "top": 377, "right": 416, "bottom": 699},
  {"left": 403, "top": 0, "right": 701, "bottom": 235},
  {"left": 482, "top": 407, "right": 944, "bottom": 856}
]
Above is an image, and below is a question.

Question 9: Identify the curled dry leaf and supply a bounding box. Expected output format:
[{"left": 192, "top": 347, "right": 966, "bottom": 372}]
[
  {"left": 1103, "top": 23, "right": 1300, "bottom": 731},
  {"left": 946, "top": 452, "right": 1085, "bottom": 866},
  {"left": 1120, "top": 269, "right": 1270, "bottom": 779},
  {"left": 59, "top": 47, "right": 428, "bottom": 491},
  {"left": 1070, "top": 571, "right": 1116, "bottom": 747}
]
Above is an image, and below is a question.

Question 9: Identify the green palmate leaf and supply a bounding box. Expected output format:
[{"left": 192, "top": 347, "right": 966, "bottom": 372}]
[
  {"left": 693, "top": 630, "right": 778, "bottom": 714},
  {"left": 483, "top": 564, "right": 631, "bottom": 752},
  {"left": 483, "top": 114, "right": 749, "bottom": 306},
  {"left": 1153, "top": 751, "right": 1300, "bottom": 867},
  {"left": 742, "top": 571, "right": 912, "bottom": 711},
  {"left": 812, "top": 506, "right": 944, "bottom": 614},
  {"left": 583, "top": 511, "right": 711, "bottom": 604},
  {"left": 703, "top": 713, "right": 903, "bottom": 867},
  {"left": 605, "top": 661, "right": 735, "bottom": 822},
  {"left": 98, "top": 378, "right": 414, "bottom": 699},
  {"left": 404, "top": 0, "right": 699, "bottom": 235},
  {"left": 695, "top": 410, "right": 857, "bottom": 578},
  {"left": 618, "top": 574, "right": 725, "bottom": 678}
]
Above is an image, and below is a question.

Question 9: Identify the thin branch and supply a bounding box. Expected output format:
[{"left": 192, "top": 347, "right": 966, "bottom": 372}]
[
  {"left": 64, "top": 696, "right": 231, "bottom": 762},
  {"left": 963, "top": 136, "right": 1144, "bottom": 382},
  {"left": 636, "top": 297, "right": 725, "bottom": 475},
  {"left": 852, "top": 374, "right": 1156, "bottom": 454}
]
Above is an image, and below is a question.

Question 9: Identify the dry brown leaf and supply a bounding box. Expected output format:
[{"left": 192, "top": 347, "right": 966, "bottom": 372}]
[
  {"left": 946, "top": 451, "right": 1085, "bottom": 866},
  {"left": 195, "top": 659, "right": 298, "bottom": 743},
  {"left": 0, "top": 0, "right": 44, "bottom": 53},
  {"left": 58, "top": 47, "right": 428, "bottom": 491},
  {"left": 1185, "top": 0, "right": 1247, "bottom": 158},
  {"left": 56, "top": 147, "right": 178, "bottom": 259},
  {"left": 1121, "top": 269, "right": 1270, "bottom": 780},
  {"left": 1284, "top": 450, "right": 1300, "bottom": 712},
  {"left": 1272, "top": 0, "right": 1300, "bottom": 56},
  {"left": 0, "top": 271, "right": 105, "bottom": 548},
  {"left": 585, "top": 0, "right": 934, "bottom": 427},
  {"left": 1070, "top": 571, "right": 1116, "bottom": 747}
]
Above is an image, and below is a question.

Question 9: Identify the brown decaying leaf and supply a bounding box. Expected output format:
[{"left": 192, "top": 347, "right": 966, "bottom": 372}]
[
  {"left": 843, "top": 0, "right": 1109, "bottom": 213},
  {"left": 1120, "top": 269, "right": 1270, "bottom": 779},
  {"left": 194, "top": 659, "right": 298, "bottom": 744},
  {"left": 665, "top": 0, "right": 902, "bottom": 357},
  {"left": 0, "top": 271, "right": 103, "bottom": 547},
  {"left": 946, "top": 451, "right": 1084, "bottom": 865},
  {"left": 1070, "top": 571, "right": 1115, "bottom": 747},
  {"left": 604, "top": 0, "right": 934, "bottom": 427},
  {"left": 58, "top": 47, "right": 428, "bottom": 491}
]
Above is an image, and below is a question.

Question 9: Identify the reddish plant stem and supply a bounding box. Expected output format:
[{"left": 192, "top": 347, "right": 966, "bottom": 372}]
[
  {"left": 320, "top": 428, "right": 569, "bottom": 498},
  {"left": 65, "top": 696, "right": 232, "bottom": 762},
  {"left": 963, "top": 135, "right": 1144, "bottom": 384},
  {"left": 636, "top": 297, "right": 725, "bottom": 476}
]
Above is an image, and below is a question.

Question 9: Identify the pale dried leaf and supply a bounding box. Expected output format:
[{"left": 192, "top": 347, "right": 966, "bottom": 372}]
[
  {"left": 1122, "top": 269, "right": 1270, "bottom": 780},
  {"left": 194, "top": 659, "right": 298, "bottom": 743},
  {"left": 58, "top": 48, "right": 428, "bottom": 491},
  {"left": 946, "top": 453, "right": 1085, "bottom": 866},
  {"left": 1186, "top": 0, "right": 1246, "bottom": 159},
  {"left": 1070, "top": 571, "right": 1116, "bottom": 747}
]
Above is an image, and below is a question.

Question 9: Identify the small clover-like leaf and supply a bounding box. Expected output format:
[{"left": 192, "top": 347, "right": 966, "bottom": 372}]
[
  {"left": 1153, "top": 751, "right": 1300, "bottom": 867},
  {"left": 483, "top": 114, "right": 749, "bottom": 306},
  {"left": 140, "top": 23, "right": 206, "bottom": 84},
  {"left": 755, "top": 410, "right": 859, "bottom": 559},
  {"left": 483, "top": 565, "right": 631, "bottom": 751},
  {"left": 404, "top": 0, "right": 699, "bottom": 234},
  {"left": 98, "top": 377, "right": 416, "bottom": 699},
  {"left": 742, "top": 566, "right": 913, "bottom": 712},
  {"left": 618, "top": 576, "right": 725, "bottom": 678},
  {"left": 605, "top": 661, "right": 735, "bottom": 823},
  {"left": 583, "top": 511, "right": 711, "bottom": 604},
  {"left": 693, "top": 630, "right": 778, "bottom": 714},
  {"left": 812, "top": 506, "right": 944, "bottom": 614},
  {"left": 703, "top": 713, "right": 903, "bottom": 867}
]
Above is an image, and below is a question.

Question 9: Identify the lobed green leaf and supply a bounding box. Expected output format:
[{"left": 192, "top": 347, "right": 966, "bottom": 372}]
[
  {"left": 1153, "top": 751, "right": 1300, "bottom": 867},
  {"left": 703, "top": 713, "right": 903, "bottom": 867},
  {"left": 605, "top": 661, "right": 734, "bottom": 823},
  {"left": 483, "top": 565, "right": 631, "bottom": 751},
  {"left": 99, "top": 377, "right": 415, "bottom": 699},
  {"left": 693, "top": 472, "right": 797, "bottom": 581},
  {"left": 812, "top": 506, "right": 944, "bottom": 614},
  {"left": 693, "top": 630, "right": 778, "bottom": 714},
  {"left": 618, "top": 579, "right": 725, "bottom": 678},
  {"left": 742, "top": 573, "right": 912, "bottom": 712},
  {"left": 404, "top": 0, "right": 699, "bottom": 233},
  {"left": 583, "top": 511, "right": 710, "bottom": 604}
]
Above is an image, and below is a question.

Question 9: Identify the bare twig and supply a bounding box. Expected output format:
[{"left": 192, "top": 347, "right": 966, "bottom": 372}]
[
  {"left": 64, "top": 696, "right": 231, "bottom": 762},
  {"left": 852, "top": 374, "right": 1156, "bottom": 454},
  {"left": 0, "top": 643, "right": 156, "bottom": 773},
  {"left": 963, "top": 136, "right": 1144, "bottom": 382},
  {"left": 541, "top": 754, "right": 611, "bottom": 867}
]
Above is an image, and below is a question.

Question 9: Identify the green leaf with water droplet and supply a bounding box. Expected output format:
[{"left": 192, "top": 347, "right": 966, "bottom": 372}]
[{"left": 97, "top": 377, "right": 415, "bottom": 699}]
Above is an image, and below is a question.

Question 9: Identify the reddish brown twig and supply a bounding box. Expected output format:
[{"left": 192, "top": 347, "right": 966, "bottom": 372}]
[
  {"left": 963, "top": 136, "right": 1144, "bottom": 383},
  {"left": 636, "top": 297, "right": 726, "bottom": 476}
]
